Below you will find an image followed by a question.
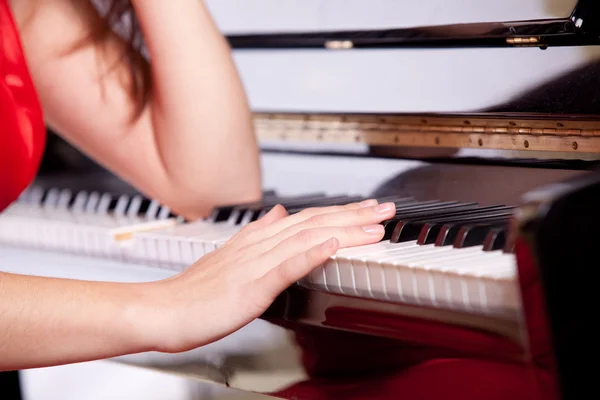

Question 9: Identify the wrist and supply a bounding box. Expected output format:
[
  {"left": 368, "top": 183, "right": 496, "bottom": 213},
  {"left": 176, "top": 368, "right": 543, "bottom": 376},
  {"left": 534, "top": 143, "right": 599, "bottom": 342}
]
[{"left": 115, "top": 281, "right": 170, "bottom": 354}]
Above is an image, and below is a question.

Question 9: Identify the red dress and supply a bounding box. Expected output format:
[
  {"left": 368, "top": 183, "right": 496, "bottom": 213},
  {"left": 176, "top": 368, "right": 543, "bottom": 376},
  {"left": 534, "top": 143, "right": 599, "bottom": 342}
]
[{"left": 0, "top": 0, "right": 46, "bottom": 213}]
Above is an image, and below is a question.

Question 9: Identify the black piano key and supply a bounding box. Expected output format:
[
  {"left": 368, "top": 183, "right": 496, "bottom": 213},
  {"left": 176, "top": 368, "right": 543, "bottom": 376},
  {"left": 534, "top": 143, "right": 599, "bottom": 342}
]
[
  {"left": 414, "top": 206, "right": 515, "bottom": 244},
  {"left": 65, "top": 190, "right": 80, "bottom": 208},
  {"left": 416, "top": 209, "right": 514, "bottom": 245},
  {"left": 389, "top": 203, "right": 496, "bottom": 242},
  {"left": 228, "top": 193, "right": 333, "bottom": 224},
  {"left": 381, "top": 200, "right": 466, "bottom": 238},
  {"left": 453, "top": 222, "right": 508, "bottom": 248},
  {"left": 285, "top": 196, "right": 365, "bottom": 214},
  {"left": 136, "top": 197, "right": 153, "bottom": 215},
  {"left": 391, "top": 200, "right": 460, "bottom": 214},
  {"left": 253, "top": 195, "right": 346, "bottom": 220},
  {"left": 259, "top": 194, "right": 411, "bottom": 220},
  {"left": 482, "top": 226, "right": 507, "bottom": 251},
  {"left": 381, "top": 200, "right": 448, "bottom": 238},
  {"left": 262, "top": 193, "right": 331, "bottom": 208},
  {"left": 384, "top": 202, "right": 481, "bottom": 241},
  {"left": 246, "top": 194, "right": 362, "bottom": 221},
  {"left": 37, "top": 188, "right": 51, "bottom": 206},
  {"left": 56, "top": 189, "right": 73, "bottom": 209},
  {"left": 258, "top": 193, "right": 344, "bottom": 211},
  {"left": 375, "top": 195, "right": 415, "bottom": 204},
  {"left": 210, "top": 190, "right": 297, "bottom": 222},
  {"left": 435, "top": 216, "right": 510, "bottom": 247},
  {"left": 283, "top": 194, "right": 355, "bottom": 208},
  {"left": 251, "top": 194, "right": 352, "bottom": 221},
  {"left": 503, "top": 238, "right": 516, "bottom": 254},
  {"left": 393, "top": 208, "right": 509, "bottom": 244},
  {"left": 107, "top": 196, "right": 120, "bottom": 212}
]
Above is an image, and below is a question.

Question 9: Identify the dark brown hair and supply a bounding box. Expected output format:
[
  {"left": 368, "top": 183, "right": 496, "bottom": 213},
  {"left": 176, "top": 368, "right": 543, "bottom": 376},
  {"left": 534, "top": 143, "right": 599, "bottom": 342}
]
[{"left": 85, "top": 0, "right": 151, "bottom": 118}]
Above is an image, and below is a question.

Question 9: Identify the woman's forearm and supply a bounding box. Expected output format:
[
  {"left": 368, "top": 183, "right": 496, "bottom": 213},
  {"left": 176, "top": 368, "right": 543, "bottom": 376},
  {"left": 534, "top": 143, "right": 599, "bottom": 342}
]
[
  {"left": 132, "top": 0, "right": 262, "bottom": 217},
  {"left": 0, "top": 272, "right": 155, "bottom": 371}
]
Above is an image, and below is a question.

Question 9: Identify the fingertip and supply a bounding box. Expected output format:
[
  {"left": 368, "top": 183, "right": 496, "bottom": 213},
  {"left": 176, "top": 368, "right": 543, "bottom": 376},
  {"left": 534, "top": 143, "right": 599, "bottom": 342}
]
[
  {"left": 272, "top": 204, "right": 289, "bottom": 217},
  {"left": 262, "top": 204, "right": 288, "bottom": 222}
]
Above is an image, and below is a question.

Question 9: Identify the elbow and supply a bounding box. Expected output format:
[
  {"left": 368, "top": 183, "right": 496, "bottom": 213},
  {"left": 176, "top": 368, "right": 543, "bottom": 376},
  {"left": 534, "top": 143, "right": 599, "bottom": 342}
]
[{"left": 165, "top": 168, "right": 263, "bottom": 220}]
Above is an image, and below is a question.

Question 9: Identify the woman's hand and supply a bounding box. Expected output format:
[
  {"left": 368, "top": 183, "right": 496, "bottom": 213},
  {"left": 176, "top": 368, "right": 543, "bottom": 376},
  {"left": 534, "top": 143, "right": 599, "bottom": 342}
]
[
  {"left": 0, "top": 199, "right": 396, "bottom": 371},
  {"left": 149, "top": 199, "right": 397, "bottom": 353}
]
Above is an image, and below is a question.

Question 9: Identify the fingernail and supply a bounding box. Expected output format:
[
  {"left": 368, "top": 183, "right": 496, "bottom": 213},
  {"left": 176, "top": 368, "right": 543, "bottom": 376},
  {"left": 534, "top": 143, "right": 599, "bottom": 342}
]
[
  {"left": 374, "top": 202, "right": 394, "bottom": 213},
  {"left": 362, "top": 224, "right": 384, "bottom": 234},
  {"left": 360, "top": 199, "right": 378, "bottom": 208}
]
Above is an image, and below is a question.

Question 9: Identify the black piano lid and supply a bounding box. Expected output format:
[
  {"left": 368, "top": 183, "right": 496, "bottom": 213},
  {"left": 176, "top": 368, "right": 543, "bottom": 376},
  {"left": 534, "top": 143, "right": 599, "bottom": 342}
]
[{"left": 226, "top": 0, "right": 600, "bottom": 49}]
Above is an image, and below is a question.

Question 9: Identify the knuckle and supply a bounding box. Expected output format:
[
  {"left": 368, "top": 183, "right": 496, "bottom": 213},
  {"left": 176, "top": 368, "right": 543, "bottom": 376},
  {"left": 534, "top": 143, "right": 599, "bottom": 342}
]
[
  {"left": 305, "top": 214, "right": 325, "bottom": 227},
  {"left": 239, "top": 219, "right": 261, "bottom": 234},
  {"left": 232, "top": 227, "right": 250, "bottom": 242},
  {"left": 343, "top": 225, "right": 360, "bottom": 237},
  {"left": 302, "top": 249, "right": 319, "bottom": 268},
  {"left": 295, "top": 228, "right": 316, "bottom": 243},
  {"left": 297, "top": 208, "right": 316, "bottom": 219},
  {"left": 360, "top": 206, "right": 377, "bottom": 216},
  {"left": 275, "top": 264, "right": 294, "bottom": 284}
]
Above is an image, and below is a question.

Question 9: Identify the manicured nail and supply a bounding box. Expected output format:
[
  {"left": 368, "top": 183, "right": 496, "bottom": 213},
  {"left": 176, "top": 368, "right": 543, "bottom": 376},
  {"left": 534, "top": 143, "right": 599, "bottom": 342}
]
[
  {"left": 360, "top": 199, "right": 378, "bottom": 208},
  {"left": 362, "top": 224, "right": 384, "bottom": 234},
  {"left": 374, "top": 202, "right": 395, "bottom": 213}
]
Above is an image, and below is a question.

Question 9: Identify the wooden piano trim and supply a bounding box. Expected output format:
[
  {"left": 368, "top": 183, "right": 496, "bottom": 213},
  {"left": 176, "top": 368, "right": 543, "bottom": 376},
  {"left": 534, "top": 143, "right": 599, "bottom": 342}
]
[{"left": 254, "top": 113, "right": 600, "bottom": 153}]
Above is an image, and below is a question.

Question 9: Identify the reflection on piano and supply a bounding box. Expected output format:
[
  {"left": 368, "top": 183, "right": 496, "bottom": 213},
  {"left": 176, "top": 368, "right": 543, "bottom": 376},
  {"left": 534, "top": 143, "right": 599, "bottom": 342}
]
[{"left": 2, "top": 1, "right": 600, "bottom": 399}]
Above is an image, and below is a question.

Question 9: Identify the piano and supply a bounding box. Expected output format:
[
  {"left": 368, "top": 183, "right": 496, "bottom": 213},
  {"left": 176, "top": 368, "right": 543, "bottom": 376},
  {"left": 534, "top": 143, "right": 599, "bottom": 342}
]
[{"left": 2, "top": 0, "right": 599, "bottom": 399}]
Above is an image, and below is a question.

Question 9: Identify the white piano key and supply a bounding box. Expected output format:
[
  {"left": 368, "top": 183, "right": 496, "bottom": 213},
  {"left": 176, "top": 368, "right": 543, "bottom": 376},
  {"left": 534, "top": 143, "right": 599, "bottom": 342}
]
[
  {"left": 333, "top": 241, "right": 419, "bottom": 295},
  {"left": 370, "top": 245, "right": 465, "bottom": 303},
  {"left": 114, "top": 194, "right": 129, "bottom": 217},
  {"left": 411, "top": 248, "right": 490, "bottom": 307},
  {"left": 57, "top": 189, "right": 72, "bottom": 209},
  {"left": 157, "top": 206, "right": 171, "bottom": 220},
  {"left": 424, "top": 250, "right": 514, "bottom": 313},
  {"left": 84, "top": 192, "right": 100, "bottom": 214},
  {"left": 144, "top": 200, "right": 159, "bottom": 220},
  {"left": 443, "top": 254, "right": 516, "bottom": 314},
  {"left": 126, "top": 195, "right": 143, "bottom": 218},
  {"left": 96, "top": 193, "right": 112, "bottom": 215},
  {"left": 42, "top": 188, "right": 60, "bottom": 209}
]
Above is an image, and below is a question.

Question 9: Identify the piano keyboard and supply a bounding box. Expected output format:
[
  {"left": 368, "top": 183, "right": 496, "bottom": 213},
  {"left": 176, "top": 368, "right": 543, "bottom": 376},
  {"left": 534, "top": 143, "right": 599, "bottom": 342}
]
[{"left": 0, "top": 185, "right": 520, "bottom": 320}]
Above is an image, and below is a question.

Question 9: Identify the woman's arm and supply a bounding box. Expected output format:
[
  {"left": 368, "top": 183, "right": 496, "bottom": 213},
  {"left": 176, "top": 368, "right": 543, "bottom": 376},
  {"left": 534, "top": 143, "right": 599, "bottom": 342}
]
[
  {"left": 9, "top": 0, "right": 260, "bottom": 219},
  {"left": 0, "top": 200, "right": 394, "bottom": 371},
  {"left": 0, "top": 272, "right": 156, "bottom": 370}
]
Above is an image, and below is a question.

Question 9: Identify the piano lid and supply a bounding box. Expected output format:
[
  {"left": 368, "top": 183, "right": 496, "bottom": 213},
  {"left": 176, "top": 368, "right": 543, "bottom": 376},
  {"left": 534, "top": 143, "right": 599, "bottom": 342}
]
[{"left": 225, "top": 0, "right": 600, "bottom": 49}]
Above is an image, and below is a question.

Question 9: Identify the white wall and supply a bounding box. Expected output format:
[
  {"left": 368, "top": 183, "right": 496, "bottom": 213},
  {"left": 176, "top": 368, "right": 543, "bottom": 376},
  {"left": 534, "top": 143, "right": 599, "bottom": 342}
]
[{"left": 206, "top": 0, "right": 576, "bottom": 33}]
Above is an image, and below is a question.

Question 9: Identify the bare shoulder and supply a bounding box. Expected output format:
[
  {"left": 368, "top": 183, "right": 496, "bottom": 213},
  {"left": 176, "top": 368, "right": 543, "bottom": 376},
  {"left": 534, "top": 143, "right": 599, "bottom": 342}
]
[
  {"left": 7, "top": 0, "right": 139, "bottom": 124},
  {"left": 7, "top": 0, "right": 128, "bottom": 86},
  {"left": 8, "top": 0, "right": 102, "bottom": 45}
]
